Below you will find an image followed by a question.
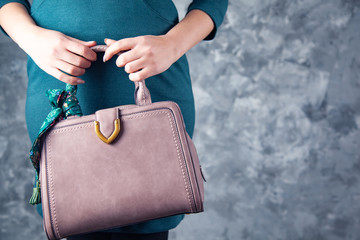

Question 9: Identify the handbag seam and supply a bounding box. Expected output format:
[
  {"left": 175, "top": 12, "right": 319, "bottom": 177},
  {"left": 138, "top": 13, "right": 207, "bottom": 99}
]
[
  {"left": 171, "top": 104, "right": 199, "bottom": 211},
  {"left": 50, "top": 103, "right": 177, "bottom": 131},
  {"left": 50, "top": 110, "right": 170, "bottom": 133},
  {"left": 44, "top": 141, "right": 56, "bottom": 239},
  {"left": 169, "top": 111, "right": 197, "bottom": 212},
  {"left": 122, "top": 110, "right": 168, "bottom": 120},
  {"left": 48, "top": 135, "right": 62, "bottom": 238},
  {"left": 50, "top": 123, "right": 94, "bottom": 134},
  {"left": 184, "top": 133, "right": 202, "bottom": 211},
  {"left": 165, "top": 112, "right": 194, "bottom": 212},
  {"left": 142, "top": 83, "right": 145, "bottom": 104}
]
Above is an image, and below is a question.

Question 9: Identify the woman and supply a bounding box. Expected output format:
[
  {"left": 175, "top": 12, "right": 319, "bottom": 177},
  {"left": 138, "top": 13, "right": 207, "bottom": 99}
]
[{"left": 0, "top": 0, "right": 228, "bottom": 239}]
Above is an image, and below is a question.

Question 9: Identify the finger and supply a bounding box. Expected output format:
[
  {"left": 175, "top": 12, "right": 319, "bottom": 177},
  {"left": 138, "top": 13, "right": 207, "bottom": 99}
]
[
  {"left": 54, "top": 59, "right": 86, "bottom": 77},
  {"left": 128, "top": 67, "right": 151, "bottom": 82},
  {"left": 47, "top": 66, "right": 85, "bottom": 85},
  {"left": 66, "top": 35, "right": 97, "bottom": 47},
  {"left": 82, "top": 41, "right": 97, "bottom": 47},
  {"left": 65, "top": 36, "right": 97, "bottom": 58},
  {"left": 65, "top": 40, "right": 97, "bottom": 61},
  {"left": 124, "top": 57, "right": 146, "bottom": 74},
  {"left": 57, "top": 50, "right": 92, "bottom": 68},
  {"left": 103, "top": 38, "right": 136, "bottom": 62},
  {"left": 116, "top": 49, "right": 142, "bottom": 68}
]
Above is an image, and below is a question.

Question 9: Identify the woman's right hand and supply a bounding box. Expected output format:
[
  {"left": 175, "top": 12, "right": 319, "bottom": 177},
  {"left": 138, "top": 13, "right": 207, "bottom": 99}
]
[{"left": 20, "top": 27, "right": 97, "bottom": 85}]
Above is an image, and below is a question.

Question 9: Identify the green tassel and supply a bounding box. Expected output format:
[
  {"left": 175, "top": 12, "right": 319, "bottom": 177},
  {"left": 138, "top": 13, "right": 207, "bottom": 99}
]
[{"left": 29, "top": 179, "right": 41, "bottom": 205}]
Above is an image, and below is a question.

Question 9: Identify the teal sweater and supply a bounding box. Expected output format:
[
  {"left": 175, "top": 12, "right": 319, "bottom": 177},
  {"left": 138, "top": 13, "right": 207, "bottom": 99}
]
[{"left": 0, "top": 0, "right": 228, "bottom": 234}]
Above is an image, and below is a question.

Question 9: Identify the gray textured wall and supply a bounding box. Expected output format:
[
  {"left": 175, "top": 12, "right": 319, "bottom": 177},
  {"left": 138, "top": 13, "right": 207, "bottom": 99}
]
[{"left": 1, "top": 0, "right": 360, "bottom": 240}]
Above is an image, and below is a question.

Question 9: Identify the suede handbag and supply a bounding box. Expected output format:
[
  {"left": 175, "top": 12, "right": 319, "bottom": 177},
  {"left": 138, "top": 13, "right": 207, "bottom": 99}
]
[{"left": 28, "top": 45, "right": 205, "bottom": 240}]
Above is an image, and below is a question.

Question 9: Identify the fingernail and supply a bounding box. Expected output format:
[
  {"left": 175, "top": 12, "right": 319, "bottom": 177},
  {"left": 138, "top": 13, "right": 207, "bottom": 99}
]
[
  {"left": 77, "top": 79, "right": 85, "bottom": 84},
  {"left": 129, "top": 73, "right": 135, "bottom": 81},
  {"left": 103, "top": 54, "right": 107, "bottom": 62},
  {"left": 104, "top": 38, "right": 108, "bottom": 44}
]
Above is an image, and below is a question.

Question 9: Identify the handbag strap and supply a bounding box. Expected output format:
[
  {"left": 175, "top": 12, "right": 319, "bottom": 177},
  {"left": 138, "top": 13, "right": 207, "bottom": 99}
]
[
  {"left": 29, "top": 45, "right": 152, "bottom": 205},
  {"left": 89, "top": 45, "right": 152, "bottom": 106}
]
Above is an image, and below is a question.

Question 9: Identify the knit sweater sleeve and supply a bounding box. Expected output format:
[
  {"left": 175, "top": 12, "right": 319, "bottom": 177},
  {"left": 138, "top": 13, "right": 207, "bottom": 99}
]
[
  {"left": 186, "top": 0, "right": 228, "bottom": 41},
  {"left": 0, "top": 0, "right": 31, "bottom": 37}
]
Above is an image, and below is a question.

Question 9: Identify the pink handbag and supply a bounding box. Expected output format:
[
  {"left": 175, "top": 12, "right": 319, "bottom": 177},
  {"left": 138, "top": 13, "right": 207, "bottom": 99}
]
[{"left": 37, "top": 46, "right": 205, "bottom": 239}]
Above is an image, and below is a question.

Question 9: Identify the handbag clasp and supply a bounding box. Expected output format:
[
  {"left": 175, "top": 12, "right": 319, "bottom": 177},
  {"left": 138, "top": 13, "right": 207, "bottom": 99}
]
[{"left": 94, "top": 119, "right": 121, "bottom": 144}]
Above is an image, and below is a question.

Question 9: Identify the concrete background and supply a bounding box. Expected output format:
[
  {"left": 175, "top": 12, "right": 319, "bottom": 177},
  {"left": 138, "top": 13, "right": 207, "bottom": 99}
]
[{"left": 1, "top": 0, "right": 360, "bottom": 239}]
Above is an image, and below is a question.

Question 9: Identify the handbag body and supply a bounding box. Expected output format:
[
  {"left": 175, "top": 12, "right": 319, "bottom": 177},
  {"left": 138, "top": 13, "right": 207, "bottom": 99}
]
[{"left": 37, "top": 46, "right": 205, "bottom": 240}]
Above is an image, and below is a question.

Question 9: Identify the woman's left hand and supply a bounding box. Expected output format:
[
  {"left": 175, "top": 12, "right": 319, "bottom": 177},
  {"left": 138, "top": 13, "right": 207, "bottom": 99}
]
[{"left": 103, "top": 35, "right": 180, "bottom": 81}]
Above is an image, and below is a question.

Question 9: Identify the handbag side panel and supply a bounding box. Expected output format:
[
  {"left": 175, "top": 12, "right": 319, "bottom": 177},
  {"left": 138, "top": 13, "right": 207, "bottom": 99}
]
[
  {"left": 169, "top": 102, "right": 205, "bottom": 212},
  {"left": 40, "top": 141, "right": 57, "bottom": 240}
]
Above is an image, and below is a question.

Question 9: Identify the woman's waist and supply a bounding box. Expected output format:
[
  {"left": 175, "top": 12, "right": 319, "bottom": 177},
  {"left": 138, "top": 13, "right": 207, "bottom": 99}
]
[{"left": 30, "top": 0, "right": 179, "bottom": 42}]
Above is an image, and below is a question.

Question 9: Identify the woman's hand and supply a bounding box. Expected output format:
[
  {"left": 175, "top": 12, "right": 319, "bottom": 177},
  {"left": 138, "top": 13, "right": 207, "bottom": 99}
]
[
  {"left": 21, "top": 27, "right": 97, "bottom": 85},
  {"left": 0, "top": 3, "right": 97, "bottom": 85},
  {"left": 103, "top": 35, "right": 180, "bottom": 82}
]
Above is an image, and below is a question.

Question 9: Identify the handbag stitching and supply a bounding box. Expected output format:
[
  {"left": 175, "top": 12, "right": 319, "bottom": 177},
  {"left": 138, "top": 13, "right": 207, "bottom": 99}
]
[
  {"left": 142, "top": 84, "right": 145, "bottom": 104},
  {"left": 121, "top": 110, "right": 169, "bottom": 120},
  {"left": 184, "top": 133, "right": 202, "bottom": 211},
  {"left": 46, "top": 109, "right": 194, "bottom": 234},
  {"left": 165, "top": 111, "right": 193, "bottom": 212},
  {"left": 48, "top": 135, "right": 62, "bottom": 239},
  {"left": 50, "top": 101, "right": 179, "bottom": 131},
  {"left": 173, "top": 116, "right": 196, "bottom": 212},
  {"left": 51, "top": 120, "right": 94, "bottom": 131},
  {"left": 172, "top": 103, "right": 201, "bottom": 211},
  {"left": 50, "top": 123, "right": 93, "bottom": 134},
  {"left": 44, "top": 141, "right": 57, "bottom": 239}
]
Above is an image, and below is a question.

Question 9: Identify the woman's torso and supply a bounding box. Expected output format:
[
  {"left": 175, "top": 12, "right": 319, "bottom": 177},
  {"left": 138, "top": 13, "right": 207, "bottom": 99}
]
[{"left": 26, "top": 0, "right": 196, "bottom": 234}]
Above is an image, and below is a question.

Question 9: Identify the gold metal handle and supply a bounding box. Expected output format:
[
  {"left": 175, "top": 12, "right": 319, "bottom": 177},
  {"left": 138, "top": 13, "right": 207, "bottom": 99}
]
[{"left": 94, "top": 119, "right": 121, "bottom": 144}]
